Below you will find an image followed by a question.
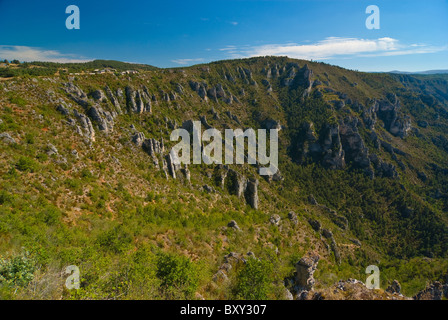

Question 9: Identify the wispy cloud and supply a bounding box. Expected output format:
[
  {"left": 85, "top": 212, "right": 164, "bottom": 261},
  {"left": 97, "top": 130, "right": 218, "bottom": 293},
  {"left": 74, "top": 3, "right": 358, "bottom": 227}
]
[
  {"left": 171, "top": 58, "right": 204, "bottom": 65},
  {"left": 0, "top": 45, "right": 92, "bottom": 63},
  {"left": 229, "top": 21, "right": 238, "bottom": 26},
  {"left": 220, "top": 37, "right": 447, "bottom": 60}
]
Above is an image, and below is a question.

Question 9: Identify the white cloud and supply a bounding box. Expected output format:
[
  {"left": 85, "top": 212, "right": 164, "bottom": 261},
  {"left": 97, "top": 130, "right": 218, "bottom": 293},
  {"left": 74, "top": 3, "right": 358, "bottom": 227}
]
[
  {"left": 229, "top": 21, "right": 238, "bottom": 26},
  {"left": 0, "top": 45, "right": 92, "bottom": 63},
  {"left": 221, "top": 37, "right": 446, "bottom": 60},
  {"left": 171, "top": 58, "right": 204, "bottom": 65}
]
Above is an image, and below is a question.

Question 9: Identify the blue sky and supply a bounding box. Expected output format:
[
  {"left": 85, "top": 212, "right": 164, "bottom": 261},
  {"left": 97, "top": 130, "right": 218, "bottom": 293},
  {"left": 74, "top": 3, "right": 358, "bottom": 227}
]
[{"left": 0, "top": 0, "right": 447, "bottom": 71}]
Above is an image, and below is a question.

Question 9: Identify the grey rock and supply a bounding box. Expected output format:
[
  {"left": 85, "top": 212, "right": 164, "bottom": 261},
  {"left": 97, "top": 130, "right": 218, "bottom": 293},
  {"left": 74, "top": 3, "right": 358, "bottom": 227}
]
[
  {"left": 91, "top": 89, "right": 107, "bottom": 102},
  {"left": 0, "top": 132, "right": 16, "bottom": 144},
  {"left": 295, "top": 255, "right": 319, "bottom": 291},
  {"left": 228, "top": 169, "right": 247, "bottom": 198},
  {"left": 288, "top": 211, "right": 298, "bottom": 225},
  {"left": 386, "top": 280, "right": 402, "bottom": 294},
  {"left": 46, "top": 143, "right": 58, "bottom": 156},
  {"left": 308, "top": 194, "right": 318, "bottom": 205},
  {"left": 414, "top": 281, "right": 444, "bottom": 300},
  {"left": 203, "top": 184, "right": 216, "bottom": 193},
  {"left": 56, "top": 104, "right": 70, "bottom": 115},
  {"left": 269, "top": 214, "right": 281, "bottom": 226},
  {"left": 132, "top": 132, "right": 146, "bottom": 147},
  {"left": 322, "top": 228, "right": 333, "bottom": 239},
  {"left": 227, "top": 220, "right": 241, "bottom": 231},
  {"left": 245, "top": 179, "right": 259, "bottom": 209},
  {"left": 308, "top": 219, "right": 321, "bottom": 232}
]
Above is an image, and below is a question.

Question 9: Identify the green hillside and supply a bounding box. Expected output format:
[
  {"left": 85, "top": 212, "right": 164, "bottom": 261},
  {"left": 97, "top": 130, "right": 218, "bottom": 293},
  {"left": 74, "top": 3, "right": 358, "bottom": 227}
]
[{"left": 1, "top": 56, "right": 447, "bottom": 300}]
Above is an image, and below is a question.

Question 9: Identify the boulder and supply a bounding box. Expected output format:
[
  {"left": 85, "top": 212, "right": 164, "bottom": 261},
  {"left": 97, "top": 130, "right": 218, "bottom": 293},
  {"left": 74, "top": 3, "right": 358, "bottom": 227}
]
[
  {"left": 0, "top": 132, "right": 16, "bottom": 144},
  {"left": 386, "top": 280, "right": 401, "bottom": 294},
  {"left": 414, "top": 282, "right": 444, "bottom": 300},
  {"left": 269, "top": 214, "right": 281, "bottom": 226},
  {"left": 295, "top": 254, "right": 319, "bottom": 291},
  {"left": 245, "top": 179, "right": 259, "bottom": 209},
  {"left": 288, "top": 211, "right": 298, "bottom": 225},
  {"left": 227, "top": 220, "right": 241, "bottom": 231}
]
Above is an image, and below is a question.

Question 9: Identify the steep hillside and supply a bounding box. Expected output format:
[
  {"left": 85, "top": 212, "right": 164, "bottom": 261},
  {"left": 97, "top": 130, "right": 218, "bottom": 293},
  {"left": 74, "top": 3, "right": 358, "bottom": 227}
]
[{"left": 1, "top": 56, "right": 447, "bottom": 300}]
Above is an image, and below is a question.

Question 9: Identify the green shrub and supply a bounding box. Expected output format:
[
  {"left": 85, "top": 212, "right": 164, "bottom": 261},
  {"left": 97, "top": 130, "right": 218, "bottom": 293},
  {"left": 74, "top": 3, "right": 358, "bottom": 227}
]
[
  {"left": 15, "top": 156, "right": 37, "bottom": 172},
  {"left": 156, "top": 252, "right": 199, "bottom": 298},
  {"left": 8, "top": 96, "right": 27, "bottom": 107},
  {"left": 96, "top": 225, "right": 134, "bottom": 254},
  {"left": 234, "top": 257, "right": 273, "bottom": 300},
  {"left": 0, "top": 251, "right": 37, "bottom": 287}
]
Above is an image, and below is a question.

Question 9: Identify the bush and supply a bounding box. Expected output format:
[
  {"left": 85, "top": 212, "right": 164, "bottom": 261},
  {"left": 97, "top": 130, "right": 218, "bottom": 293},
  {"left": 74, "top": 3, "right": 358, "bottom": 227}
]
[
  {"left": 156, "top": 252, "right": 199, "bottom": 299},
  {"left": 15, "top": 156, "right": 37, "bottom": 172},
  {"left": 0, "top": 251, "right": 37, "bottom": 287},
  {"left": 234, "top": 258, "right": 273, "bottom": 300},
  {"left": 96, "top": 225, "right": 134, "bottom": 254}
]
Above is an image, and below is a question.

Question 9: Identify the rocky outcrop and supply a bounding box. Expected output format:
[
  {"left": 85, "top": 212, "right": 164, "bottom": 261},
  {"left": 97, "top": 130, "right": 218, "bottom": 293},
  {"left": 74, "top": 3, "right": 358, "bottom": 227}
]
[
  {"left": 90, "top": 89, "right": 107, "bottom": 102},
  {"left": 244, "top": 179, "right": 259, "bottom": 209},
  {"left": 142, "top": 138, "right": 164, "bottom": 157},
  {"left": 288, "top": 211, "right": 298, "bottom": 225},
  {"left": 227, "top": 220, "right": 241, "bottom": 231},
  {"left": 0, "top": 132, "right": 16, "bottom": 144},
  {"left": 87, "top": 104, "right": 115, "bottom": 134},
  {"left": 386, "top": 280, "right": 402, "bottom": 294},
  {"left": 294, "top": 254, "right": 319, "bottom": 299},
  {"left": 64, "top": 82, "right": 89, "bottom": 108},
  {"left": 308, "top": 219, "right": 321, "bottom": 232},
  {"left": 132, "top": 132, "right": 145, "bottom": 147},
  {"left": 73, "top": 109, "right": 95, "bottom": 142},
  {"left": 105, "top": 86, "right": 122, "bottom": 114},
  {"left": 413, "top": 281, "right": 444, "bottom": 300},
  {"left": 269, "top": 214, "right": 281, "bottom": 226},
  {"left": 227, "top": 169, "right": 247, "bottom": 198},
  {"left": 377, "top": 94, "right": 411, "bottom": 138}
]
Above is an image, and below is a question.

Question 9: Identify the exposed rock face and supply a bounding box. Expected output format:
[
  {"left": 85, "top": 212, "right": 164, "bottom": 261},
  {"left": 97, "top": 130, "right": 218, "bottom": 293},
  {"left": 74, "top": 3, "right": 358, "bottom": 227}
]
[
  {"left": 308, "top": 194, "right": 318, "bottom": 205},
  {"left": 269, "top": 214, "right": 281, "bottom": 226},
  {"left": 46, "top": 143, "right": 58, "bottom": 156},
  {"left": 321, "top": 123, "right": 345, "bottom": 169},
  {"left": 386, "top": 280, "right": 402, "bottom": 294},
  {"left": 308, "top": 219, "right": 321, "bottom": 231},
  {"left": 296, "top": 122, "right": 345, "bottom": 170},
  {"left": 228, "top": 169, "right": 247, "bottom": 198},
  {"left": 91, "top": 89, "right": 107, "bottom": 102},
  {"left": 142, "top": 138, "right": 164, "bottom": 157},
  {"left": 56, "top": 103, "right": 70, "bottom": 116},
  {"left": 295, "top": 254, "right": 319, "bottom": 298},
  {"left": 182, "top": 164, "right": 191, "bottom": 182},
  {"left": 165, "top": 153, "right": 177, "bottom": 179},
  {"left": 125, "top": 86, "right": 137, "bottom": 112},
  {"left": 245, "top": 179, "right": 259, "bottom": 209},
  {"left": 377, "top": 94, "right": 411, "bottom": 138},
  {"left": 105, "top": 86, "right": 122, "bottom": 114},
  {"left": 262, "top": 118, "right": 281, "bottom": 131},
  {"left": 0, "top": 132, "right": 16, "bottom": 144},
  {"left": 189, "top": 81, "right": 208, "bottom": 100},
  {"left": 227, "top": 220, "right": 240, "bottom": 231},
  {"left": 339, "top": 118, "right": 371, "bottom": 172},
  {"left": 322, "top": 228, "right": 333, "bottom": 239},
  {"left": 413, "top": 282, "right": 444, "bottom": 300},
  {"left": 288, "top": 211, "right": 298, "bottom": 225},
  {"left": 73, "top": 109, "right": 95, "bottom": 142},
  {"left": 64, "top": 82, "right": 89, "bottom": 108},
  {"left": 87, "top": 104, "right": 115, "bottom": 133},
  {"left": 362, "top": 101, "right": 379, "bottom": 130},
  {"left": 131, "top": 132, "right": 145, "bottom": 147}
]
